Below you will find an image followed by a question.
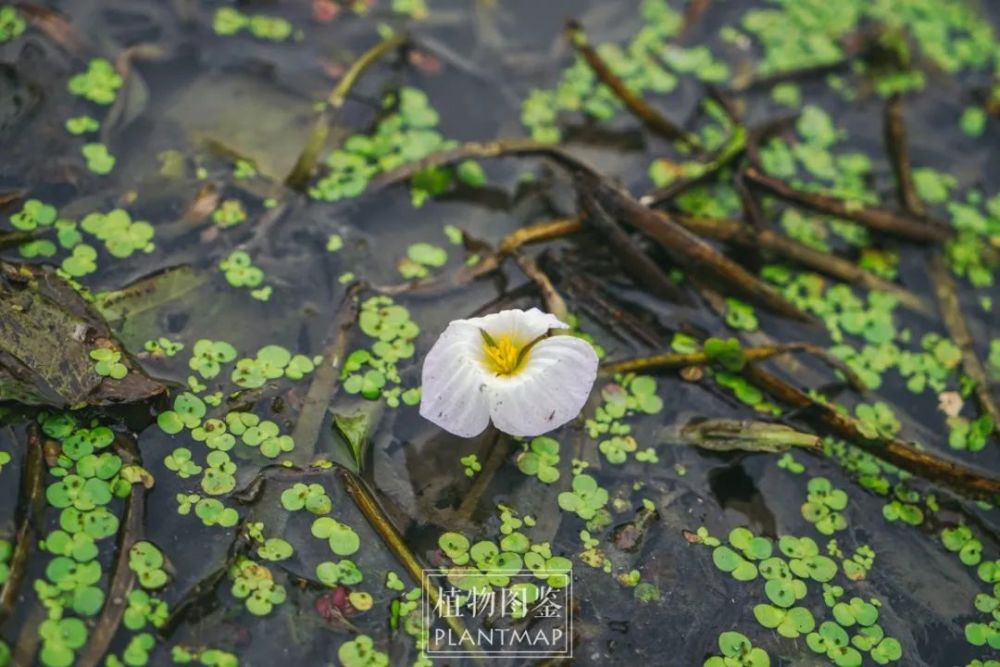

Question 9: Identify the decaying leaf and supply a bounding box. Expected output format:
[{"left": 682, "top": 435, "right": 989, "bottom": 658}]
[
  {"left": 678, "top": 418, "right": 821, "bottom": 453},
  {"left": 94, "top": 264, "right": 204, "bottom": 325},
  {"left": 0, "top": 262, "right": 165, "bottom": 408}
]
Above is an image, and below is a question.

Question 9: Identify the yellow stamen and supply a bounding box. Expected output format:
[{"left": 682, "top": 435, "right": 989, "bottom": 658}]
[{"left": 481, "top": 332, "right": 528, "bottom": 376}]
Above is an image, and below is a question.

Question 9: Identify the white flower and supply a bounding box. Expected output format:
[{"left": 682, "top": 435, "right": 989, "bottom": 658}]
[{"left": 420, "top": 308, "right": 599, "bottom": 438}]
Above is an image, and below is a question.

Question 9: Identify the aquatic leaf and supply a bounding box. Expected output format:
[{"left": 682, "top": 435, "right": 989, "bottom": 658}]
[
  {"left": 679, "top": 419, "right": 821, "bottom": 453},
  {"left": 0, "top": 262, "right": 165, "bottom": 407}
]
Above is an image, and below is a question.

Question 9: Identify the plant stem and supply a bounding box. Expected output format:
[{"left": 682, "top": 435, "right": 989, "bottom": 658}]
[
  {"left": 744, "top": 167, "right": 952, "bottom": 243},
  {"left": 883, "top": 95, "right": 1000, "bottom": 443},
  {"left": 586, "top": 174, "right": 816, "bottom": 322},
  {"left": 285, "top": 33, "right": 409, "bottom": 190},
  {"left": 742, "top": 365, "right": 1000, "bottom": 499},
  {"left": 601, "top": 341, "right": 861, "bottom": 388},
  {"left": 76, "top": 436, "right": 145, "bottom": 667},
  {"left": 0, "top": 424, "right": 43, "bottom": 627},
  {"left": 565, "top": 21, "right": 699, "bottom": 149},
  {"left": 290, "top": 284, "right": 361, "bottom": 465}
]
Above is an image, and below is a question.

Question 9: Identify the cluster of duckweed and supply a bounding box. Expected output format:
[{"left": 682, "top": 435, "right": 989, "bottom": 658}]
[
  {"left": 24, "top": 413, "right": 153, "bottom": 666},
  {"left": 229, "top": 557, "right": 287, "bottom": 616},
  {"left": 436, "top": 506, "right": 571, "bottom": 600},
  {"left": 693, "top": 525, "right": 902, "bottom": 665},
  {"left": 671, "top": 333, "right": 782, "bottom": 414},
  {"left": 586, "top": 374, "right": 662, "bottom": 465},
  {"left": 219, "top": 251, "right": 271, "bottom": 301},
  {"left": 398, "top": 242, "right": 448, "bottom": 280},
  {"left": 9, "top": 202, "right": 155, "bottom": 278},
  {"left": 341, "top": 296, "right": 421, "bottom": 405},
  {"left": 143, "top": 337, "right": 184, "bottom": 358},
  {"left": 0, "top": 5, "right": 26, "bottom": 43},
  {"left": 459, "top": 453, "right": 481, "bottom": 478},
  {"left": 938, "top": 524, "right": 1000, "bottom": 657},
  {"left": 702, "top": 631, "right": 770, "bottom": 667},
  {"left": 801, "top": 477, "right": 849, "bottom": 535},
  {"left": 212, "top": 200, "right": 247, "bottom": 228},
  {"left": 212, "top": 8, "right": 294, "bottom": 42},
  {"left": 311, "top": 87, "right": 483, "bottom": 206},
  {"left": 516, "top": 436, "right": 560, "bottom": 483},
  {"left": 90, "top": 346, "right": 129, "bottom": 380}
]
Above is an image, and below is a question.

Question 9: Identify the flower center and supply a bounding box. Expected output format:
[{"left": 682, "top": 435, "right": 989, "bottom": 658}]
[{"left": 480, "top": 331, "right": 529, "bottom": 376}]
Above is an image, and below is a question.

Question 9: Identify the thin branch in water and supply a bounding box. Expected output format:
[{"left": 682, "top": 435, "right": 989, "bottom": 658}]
[
  {"left": 290, "top": 285, "right": 362, "bottom": 465},
  {"left": 285, "top": 33, "right": 409, "bottom": 190},
  {"left": 883, "top": 94, "right": 926, "bottom": 216},
  {"left": 76, "top": 436, "right": 145, "bottom": 667},
  {"left": 744, "top": 167, "right": 952, "bottom": 244},
  {"left": 564, "top": 20, "right": 699, "bottom": 149},
  {"left": 602, "top": 341, "right": 864, "bottom": 391},
  {"left": 672, "top": 214, "right": 933, "bottom": 314},
  {"left": 366, "top": 138, "right": 602, "bottom": 194},
  {"left": 0, "top": 424, "right": 44, "bottom": 627},
  {"left": 743, "top": 364, "right": 1000, "bottom": 499},
  {"left": 499, "top": 217, "right": 583, "bottom": 255},
  {"left": 512, "top": 252, "right": 569, "bottom": 321},
  {"left": 640, "top": 125, "right": 747, "bottom": 207},
  {"left": 578, "top": 186, "right": 691, "bottom": 303},
  {"left": 883, "top": 96, "right": 1000, "bottom": 441},
  {"left": 336, "top": 467, "right": 479, "bottom": 654},
  {"left": 586, "top": 174, "right": 816, "bottom": 322},
  {"left": 929, "top": 253, "right": 1000, "bottom": 441}
]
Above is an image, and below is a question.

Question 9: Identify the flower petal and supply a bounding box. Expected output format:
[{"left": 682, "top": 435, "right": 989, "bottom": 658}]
[
  {"left": 486, "top": 334, "right": 598, "bottom": 437},
  {"left": 419, "top": 321, "right": 491, "bottom": 437},
  {"left": 462, "top": 308, "right": 568, "bottom": 343}
]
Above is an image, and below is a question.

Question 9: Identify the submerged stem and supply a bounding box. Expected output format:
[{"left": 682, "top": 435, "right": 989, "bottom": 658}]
[{"left": 0, "top": 424, "right": 44, "bottom": 627}]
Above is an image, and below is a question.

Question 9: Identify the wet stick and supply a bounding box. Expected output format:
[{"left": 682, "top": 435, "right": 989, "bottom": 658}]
[
  {"left": 883, "top": 96, "right": 1000, "bottom": 443},
  {"left": 337, "top": 467, "right": 481, "bottom": 657},
  {"left": 672, "top": 214, "right": 932, "bottom": 314},
  {"left": 285, "top": 33, "right": 409, "bottom": 190},
  {"left": 577, "top": 186, "right": 690, "bottom": 303},
  {"left": 290, "top": 285, "right": 361, "bottom": 465},
  {"left": 564, "top": 21, "right": 699, "bottom": 149},
  {"left": 586, "top": 175, "right": 815, "bottom": 322},
  {"left": 929, "top": 250, "right": 1000, "bottom": 442},
  {"left": 883, "top": 94, "right": 926, "bottom": 217},
  {"left": 744, "top": 167, "right": 952, "bottom": 243},
  {"left": 742, "top": 365, "right": 1000, "bottom": 499},
  {"left": 601, "top": 341, "right": 861, "bottom": 388},
  {"left": 76, "top": 436, "right": 145, "bottom": 667},
  {"left": 512, "top": 252, "right": 569, "bottom": 321},
  {"left": 0, "top": 425, "right": 43, "bottom": 627}
]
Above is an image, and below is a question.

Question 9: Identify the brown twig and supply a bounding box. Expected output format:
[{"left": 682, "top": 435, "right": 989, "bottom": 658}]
[
  {"left": 512, "top": 252, "right": 568, "bottom": 320},
  {"left": 336, "top": 466, "right": 479, "bottom": 654},
  {"left": 586, "top": 174, "right": 815, "bottom": 322},
  {"left": 640, "top": 125, "right": 747, "bottom": 207},
  {"left": 498, "top": 217, "right": 583, "bottom": 255},
  {"left": 929, "top": 253, "right": 1000, "bottom": 439},
  {"left": 577, "top": 186, "right": 690, "bottom": 303},
  {"left": 564, "top": 21, "right": 699, "bottom": 149},
  {"left": 883, "top": 96, "right": 1000, "bottom": 441},
  {"left": 883, "top": 94, "right": 926, "bottom": 216},
  {"left": 290, "top": 284, "right": 362, "bottom": 465},
  {"left": 0, "top": 424, "right": 44, "bottom": 627},
  {"left": 285, "top": 33, "right": 409, "bottom": 190},
  {"left": 744, "top": 167, "right": 952, "bottom": 244},
  {"left": 76, "top": 436, "right": 145, "bottom": 667},
  {"left": 672, "top": 214, "right": 933, "bottom": 314},
  {"left": 742, "top": 365, "right": 1000, "bottom": 499},
  {"left": 602, "top": 341, "right": 864, "bottom": 390},
  {"left": 366, "top": 138, "right": 602, "bottom": 193}
]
